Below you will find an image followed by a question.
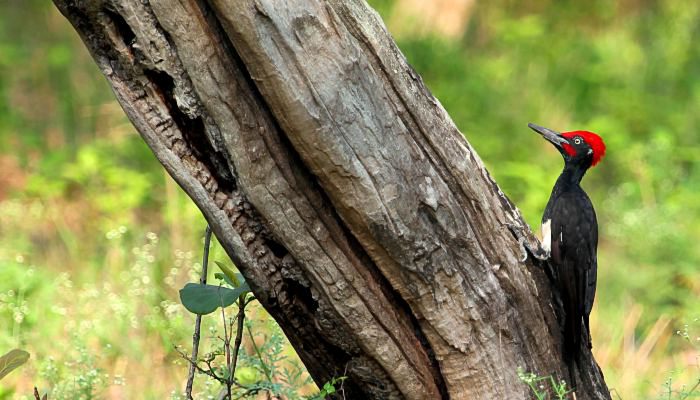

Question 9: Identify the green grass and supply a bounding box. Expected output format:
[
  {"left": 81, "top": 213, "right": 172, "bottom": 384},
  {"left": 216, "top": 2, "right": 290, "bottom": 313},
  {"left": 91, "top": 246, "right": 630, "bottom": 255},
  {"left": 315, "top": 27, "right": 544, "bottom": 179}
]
[{"left": 0, "top": 209, "right": 315, "bottom": 398}]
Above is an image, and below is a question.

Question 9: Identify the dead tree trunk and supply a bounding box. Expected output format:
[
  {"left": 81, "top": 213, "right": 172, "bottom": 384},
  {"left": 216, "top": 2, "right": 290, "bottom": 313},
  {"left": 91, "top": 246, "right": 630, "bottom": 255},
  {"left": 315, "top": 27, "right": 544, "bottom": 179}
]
[{"left": 52, "top": 0, "right": 611, "bottom": 399}]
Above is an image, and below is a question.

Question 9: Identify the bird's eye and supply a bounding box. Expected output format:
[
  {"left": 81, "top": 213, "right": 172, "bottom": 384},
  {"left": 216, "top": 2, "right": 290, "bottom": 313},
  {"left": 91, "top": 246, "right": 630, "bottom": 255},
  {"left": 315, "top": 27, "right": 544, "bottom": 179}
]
[{"left": 574, "top": 137, "right": 582, "bottom": 145}]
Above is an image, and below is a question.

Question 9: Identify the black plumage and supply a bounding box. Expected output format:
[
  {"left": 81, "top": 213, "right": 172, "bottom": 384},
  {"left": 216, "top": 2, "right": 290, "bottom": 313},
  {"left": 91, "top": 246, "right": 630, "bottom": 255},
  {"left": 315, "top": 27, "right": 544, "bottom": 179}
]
[
  {"left": 529, "top": 123, "right": 606, "bottom": 377},
  {"left": 544, "top": 167, "right": 598, "bottom": 360}
]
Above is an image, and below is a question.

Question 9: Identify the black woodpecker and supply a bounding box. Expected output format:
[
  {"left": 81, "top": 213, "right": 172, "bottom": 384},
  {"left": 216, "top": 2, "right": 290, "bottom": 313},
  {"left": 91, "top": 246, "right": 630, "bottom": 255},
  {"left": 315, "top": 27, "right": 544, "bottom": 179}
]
[{"left": 528, "top": 123, "right": 606, "bottom": 375}]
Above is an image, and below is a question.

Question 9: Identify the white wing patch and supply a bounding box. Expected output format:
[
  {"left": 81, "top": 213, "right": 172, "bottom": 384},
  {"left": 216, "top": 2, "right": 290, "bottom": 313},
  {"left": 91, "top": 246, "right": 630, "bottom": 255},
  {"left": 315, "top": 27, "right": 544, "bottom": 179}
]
[{"left": 541, "top": 219, "right": 552, "bottom": 253}]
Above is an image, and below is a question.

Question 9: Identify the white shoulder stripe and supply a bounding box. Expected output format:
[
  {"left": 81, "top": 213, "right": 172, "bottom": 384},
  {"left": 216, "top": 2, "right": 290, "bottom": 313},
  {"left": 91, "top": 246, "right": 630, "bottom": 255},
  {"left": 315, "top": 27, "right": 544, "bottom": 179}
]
[{"left": 542, "top": 219, "right": 552, "bottom": 253}]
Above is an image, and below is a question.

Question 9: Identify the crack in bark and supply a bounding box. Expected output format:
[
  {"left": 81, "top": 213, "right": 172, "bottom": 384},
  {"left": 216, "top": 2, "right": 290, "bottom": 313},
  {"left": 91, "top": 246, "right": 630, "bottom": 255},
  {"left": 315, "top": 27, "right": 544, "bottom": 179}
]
[{"left": 142, "top": 67, "right": 236, "bottom": 192}]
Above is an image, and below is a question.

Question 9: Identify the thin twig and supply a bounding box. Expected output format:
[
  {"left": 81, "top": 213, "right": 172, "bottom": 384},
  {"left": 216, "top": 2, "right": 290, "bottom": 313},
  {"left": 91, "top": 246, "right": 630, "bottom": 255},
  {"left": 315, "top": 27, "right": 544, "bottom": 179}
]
[
  {"left": 246, "top": 323, "right": 273, "bottom": 382},
  {"left": 680, "top": 379, "right": 700, "bottom": 400},
  {"left": 231, "top": 296, "right": 246, "bottom": 379},
  {"left": 185, "top": 225, "right": 213, "bottom": 399},
  {"left": 340, "top": 363, "right": 349, "bottom": 400},
  {"left": 216, "top": 296, "right": 248, "bottom": 400},
  {"left": 220, "top": 301, "right": 233, "bottom": 399},
  {"left": 221, "top": 306, "right": 230, "bottom": 367},
  {"left": 176, "top": 346, "right": 224, "bottom": 381}
]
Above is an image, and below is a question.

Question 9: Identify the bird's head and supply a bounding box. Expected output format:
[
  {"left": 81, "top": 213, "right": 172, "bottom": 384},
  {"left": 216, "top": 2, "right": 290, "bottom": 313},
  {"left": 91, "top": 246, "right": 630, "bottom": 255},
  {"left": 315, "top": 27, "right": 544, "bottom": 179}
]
[{"left": 528, "top": 123, "right": 606, "bottom": 168}]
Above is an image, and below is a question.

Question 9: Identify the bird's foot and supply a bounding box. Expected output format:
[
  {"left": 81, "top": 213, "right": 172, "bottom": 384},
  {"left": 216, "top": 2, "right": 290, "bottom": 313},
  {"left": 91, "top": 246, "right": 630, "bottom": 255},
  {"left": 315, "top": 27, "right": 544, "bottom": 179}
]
[{"left": 507, "top": 223, "right": 550, "bottom": 262}]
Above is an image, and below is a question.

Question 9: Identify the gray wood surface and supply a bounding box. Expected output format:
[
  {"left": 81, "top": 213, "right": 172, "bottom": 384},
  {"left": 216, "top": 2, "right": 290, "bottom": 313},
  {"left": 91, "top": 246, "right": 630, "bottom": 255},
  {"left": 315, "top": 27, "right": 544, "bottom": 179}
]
[{"left": 52, "top": 0, "right": 611, "bottom": 398}]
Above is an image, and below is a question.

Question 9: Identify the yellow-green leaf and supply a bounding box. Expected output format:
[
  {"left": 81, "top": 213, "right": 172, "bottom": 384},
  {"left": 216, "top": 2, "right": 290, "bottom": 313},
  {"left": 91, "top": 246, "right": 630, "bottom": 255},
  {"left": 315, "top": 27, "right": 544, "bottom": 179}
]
[
  {"left": 0, "top": 349, "right": 30, "bottom": 381},
  {"left": 214, "top": 261, "right": 241, "bottom": 287}
]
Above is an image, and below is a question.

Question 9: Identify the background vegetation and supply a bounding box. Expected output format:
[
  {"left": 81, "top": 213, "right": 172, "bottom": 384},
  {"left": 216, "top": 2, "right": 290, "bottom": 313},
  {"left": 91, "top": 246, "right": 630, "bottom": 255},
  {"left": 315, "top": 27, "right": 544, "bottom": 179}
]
[{"left": 0, "top": 0, "right": 698, "bottom": 398}]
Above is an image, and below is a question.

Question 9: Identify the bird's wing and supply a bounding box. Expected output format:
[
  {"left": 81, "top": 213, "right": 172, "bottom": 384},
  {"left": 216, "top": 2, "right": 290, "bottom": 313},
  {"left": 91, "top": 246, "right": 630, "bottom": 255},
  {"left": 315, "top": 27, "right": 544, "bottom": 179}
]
[
  {"left": 550, "top": 191, "right": 598, "bottom": 312},
  {"left": 548, "top": 190, "right": 598, "bottom": 354}
]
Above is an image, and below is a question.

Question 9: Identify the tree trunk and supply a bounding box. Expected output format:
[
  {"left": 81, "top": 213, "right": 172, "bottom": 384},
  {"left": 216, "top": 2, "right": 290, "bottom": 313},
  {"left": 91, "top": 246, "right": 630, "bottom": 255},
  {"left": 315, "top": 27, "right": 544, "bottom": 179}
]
[{"left": 52, "top": 0, "right": 611, "bottom": 399}]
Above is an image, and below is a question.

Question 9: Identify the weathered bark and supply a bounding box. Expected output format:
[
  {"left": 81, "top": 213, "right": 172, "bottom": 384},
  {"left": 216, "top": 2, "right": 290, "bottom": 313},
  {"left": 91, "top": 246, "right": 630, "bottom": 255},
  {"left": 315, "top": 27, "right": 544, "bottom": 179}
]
[{"left": 52, "top": 0, "right": 611, "bottom": 399}]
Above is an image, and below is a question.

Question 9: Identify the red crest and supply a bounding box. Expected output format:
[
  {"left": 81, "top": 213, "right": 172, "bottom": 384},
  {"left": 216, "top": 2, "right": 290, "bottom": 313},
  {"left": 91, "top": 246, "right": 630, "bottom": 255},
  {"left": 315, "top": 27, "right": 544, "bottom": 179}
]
[{"left": 561, "top": 131, "right": 606, "bottom": 167}]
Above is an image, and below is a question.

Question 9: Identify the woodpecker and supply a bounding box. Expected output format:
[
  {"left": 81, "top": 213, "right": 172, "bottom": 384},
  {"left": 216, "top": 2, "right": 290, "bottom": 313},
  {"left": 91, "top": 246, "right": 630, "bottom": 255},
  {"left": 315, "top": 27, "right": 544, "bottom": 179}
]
[{"left": 528, "top": 123, "right": 606, "bottom": 373}]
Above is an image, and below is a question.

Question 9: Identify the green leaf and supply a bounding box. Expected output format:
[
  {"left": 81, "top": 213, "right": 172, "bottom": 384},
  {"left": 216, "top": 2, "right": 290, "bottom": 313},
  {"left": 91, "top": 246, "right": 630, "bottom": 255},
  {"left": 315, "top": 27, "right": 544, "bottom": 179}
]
[
  {"left": 323, "top": 382, "right": 336, "bottom": 394},
  {"left": 179, "top": 283, "right": 250, "bottom": 315},
  {"left": 235, "top": 272, "right": 246, "bottom": 287},
  {"left": 234, "top": 366, "right": 260, "bottom": 385},
  {"left": 214, "top": 272, "right": 236, "bottom": 287},
  {"left": 0, "top": 349, "right": 30, "bottom": 381},
  {"left": 214, "top": 261, "right": 242, "bottom": 287}
]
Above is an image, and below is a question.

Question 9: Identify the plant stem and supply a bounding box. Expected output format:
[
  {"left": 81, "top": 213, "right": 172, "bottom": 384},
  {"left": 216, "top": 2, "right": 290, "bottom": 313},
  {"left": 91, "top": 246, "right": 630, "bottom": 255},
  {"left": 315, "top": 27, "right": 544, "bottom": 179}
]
[
  {"left": 231, "top": 296, "right": 246, "bottom": 376},
  {"left": 246, "top": 323, "right": 273, "bottom": 382},
  {"left": 680, "top": 379, "right": 700, "bottom": 400},
  {"left": 221, "top": 302, "right": 232, "bottom": 399},
  {"left": 185, "top": 225, "right": 212, "bottom": 399}
]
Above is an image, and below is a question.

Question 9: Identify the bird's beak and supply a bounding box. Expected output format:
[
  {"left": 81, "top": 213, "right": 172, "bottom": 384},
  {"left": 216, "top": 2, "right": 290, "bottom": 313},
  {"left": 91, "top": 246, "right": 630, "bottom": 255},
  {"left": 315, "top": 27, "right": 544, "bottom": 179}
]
[{"left": 528, "top": 123, "right": 570, "bottom": 150}]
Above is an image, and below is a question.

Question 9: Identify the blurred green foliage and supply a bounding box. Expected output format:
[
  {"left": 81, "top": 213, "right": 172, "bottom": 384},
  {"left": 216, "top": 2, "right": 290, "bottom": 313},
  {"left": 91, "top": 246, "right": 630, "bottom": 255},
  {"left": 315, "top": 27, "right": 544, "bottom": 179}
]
[
  {"left": 394, "top": 0, "right": 700, "bottom": 324},
  {"left": 0, "top": 0, "right": 698, "bottom": 398}
]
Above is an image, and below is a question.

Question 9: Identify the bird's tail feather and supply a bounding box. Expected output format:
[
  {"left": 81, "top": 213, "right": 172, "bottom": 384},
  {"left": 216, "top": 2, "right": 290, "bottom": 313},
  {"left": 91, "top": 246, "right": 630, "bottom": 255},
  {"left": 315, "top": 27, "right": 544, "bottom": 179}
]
[{"left": 563, "top": 305, "right": 583, "bottom": 389}]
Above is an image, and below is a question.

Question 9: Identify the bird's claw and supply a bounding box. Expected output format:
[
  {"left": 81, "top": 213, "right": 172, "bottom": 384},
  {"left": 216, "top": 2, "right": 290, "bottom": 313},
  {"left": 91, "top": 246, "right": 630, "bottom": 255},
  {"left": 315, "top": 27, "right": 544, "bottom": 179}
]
[
  {"left": 507, "top": 223, "right": 550, "bottom": 262},
  {"left": 530, "top": 245, "right": 551, "bottom": 261}
]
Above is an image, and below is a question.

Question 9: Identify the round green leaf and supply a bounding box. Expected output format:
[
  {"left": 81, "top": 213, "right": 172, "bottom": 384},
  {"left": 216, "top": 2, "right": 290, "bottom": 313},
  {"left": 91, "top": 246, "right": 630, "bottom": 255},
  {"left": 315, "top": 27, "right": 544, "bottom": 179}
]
[
  {"left": 179, "top": 283, "right": 250, "bottom": 315},
  {"left": 234, "top": 366, "right": 260, "bottom": 385}
]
